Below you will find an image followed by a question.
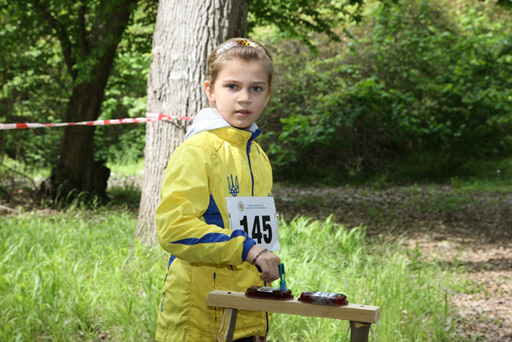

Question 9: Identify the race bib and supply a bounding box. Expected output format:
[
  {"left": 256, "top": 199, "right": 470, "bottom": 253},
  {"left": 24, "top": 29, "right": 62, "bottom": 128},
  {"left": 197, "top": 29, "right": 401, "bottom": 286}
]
[{"left": 226, "top": 196, "right": 280, "bottom": 251}]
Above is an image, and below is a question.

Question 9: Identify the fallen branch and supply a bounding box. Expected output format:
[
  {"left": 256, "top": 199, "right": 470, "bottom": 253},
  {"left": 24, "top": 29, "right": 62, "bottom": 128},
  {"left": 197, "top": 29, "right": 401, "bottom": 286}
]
[{"left": 0, "top": 204, "right": 19, "bottom": 213}]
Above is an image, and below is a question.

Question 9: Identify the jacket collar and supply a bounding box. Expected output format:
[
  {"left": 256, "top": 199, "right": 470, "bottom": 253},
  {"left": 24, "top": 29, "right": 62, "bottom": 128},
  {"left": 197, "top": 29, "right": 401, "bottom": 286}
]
[
  {"left": 211, "top": 126, "right": 262, "bottom": 146},
  {"left": 184, "top": 107, "right": 259, "bottom": 141}
]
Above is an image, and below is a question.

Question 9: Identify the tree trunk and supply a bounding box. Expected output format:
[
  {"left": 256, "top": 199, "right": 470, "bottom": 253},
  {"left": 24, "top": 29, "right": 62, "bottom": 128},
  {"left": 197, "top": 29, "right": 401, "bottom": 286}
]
[
  {"left": 135, "top": 0, "right": 248, "bottom": 246},
  {"left": 44, "top": 0, "right": 136, "bottom": 201},
  {"left": 49, "top": 82, "right": 111, "bottom": 199}
]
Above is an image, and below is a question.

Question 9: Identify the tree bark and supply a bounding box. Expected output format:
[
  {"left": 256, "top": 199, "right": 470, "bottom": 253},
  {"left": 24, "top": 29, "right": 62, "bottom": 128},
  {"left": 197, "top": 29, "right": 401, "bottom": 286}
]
[
  {"left": 135, "top": 0, "right": 248, "bottom": 246},
  {"left": 49, "top": 83, "right": 111, "bottom": 199}
]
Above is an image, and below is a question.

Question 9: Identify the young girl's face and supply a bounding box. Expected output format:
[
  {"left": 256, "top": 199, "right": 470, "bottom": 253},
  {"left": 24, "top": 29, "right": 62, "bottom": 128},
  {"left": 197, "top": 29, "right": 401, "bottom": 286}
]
[{"left": 204, "top": 58, "right": 271, "bottom": 129}]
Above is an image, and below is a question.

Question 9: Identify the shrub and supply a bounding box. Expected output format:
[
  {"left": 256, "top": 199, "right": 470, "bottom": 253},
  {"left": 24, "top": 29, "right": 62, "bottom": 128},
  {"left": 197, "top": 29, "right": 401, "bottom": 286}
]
[{"left": 259, "top": 0, "right": 512, "bottom": 183}]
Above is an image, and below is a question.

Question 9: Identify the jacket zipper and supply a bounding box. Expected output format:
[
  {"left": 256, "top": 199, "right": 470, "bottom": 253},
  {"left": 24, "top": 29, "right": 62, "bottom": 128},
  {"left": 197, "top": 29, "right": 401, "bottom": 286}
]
[
  {"left": 246, "top": 136, "right": 255, "bottom": 196},
  {"left": 213, "top": 272, "right": 217, "bottom": 322}
]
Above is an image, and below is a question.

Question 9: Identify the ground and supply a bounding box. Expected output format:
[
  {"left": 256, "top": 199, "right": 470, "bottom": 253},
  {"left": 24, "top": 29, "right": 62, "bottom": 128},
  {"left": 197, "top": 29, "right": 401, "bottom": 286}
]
[
  {"left": 273, "top": 185, "right": 512, "bottom": 342},
  {"left": 1, "top": 182, "right": 511, "bottom": 341}
]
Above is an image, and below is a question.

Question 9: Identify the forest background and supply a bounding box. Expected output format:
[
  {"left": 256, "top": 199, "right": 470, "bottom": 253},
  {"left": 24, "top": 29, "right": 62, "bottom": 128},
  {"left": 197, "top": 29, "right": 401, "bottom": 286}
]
[
  {"left": 1, "top": 0, "right": 511, "bottom": 186},
  {"left": 1, "top": 0, "right": 512, "bottom": 341}
]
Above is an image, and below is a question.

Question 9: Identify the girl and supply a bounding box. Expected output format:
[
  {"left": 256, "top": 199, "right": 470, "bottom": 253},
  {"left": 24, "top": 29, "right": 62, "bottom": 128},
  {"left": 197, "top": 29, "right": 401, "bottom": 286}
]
[{"left": 155, "top": 38, "right": 281, "bottom": 342}]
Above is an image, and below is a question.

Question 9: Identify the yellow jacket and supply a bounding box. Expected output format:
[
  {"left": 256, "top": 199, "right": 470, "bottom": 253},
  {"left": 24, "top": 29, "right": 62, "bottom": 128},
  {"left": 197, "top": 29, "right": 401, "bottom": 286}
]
[{"left": 155, "top": 118, "right": 273, "bottom": 341}]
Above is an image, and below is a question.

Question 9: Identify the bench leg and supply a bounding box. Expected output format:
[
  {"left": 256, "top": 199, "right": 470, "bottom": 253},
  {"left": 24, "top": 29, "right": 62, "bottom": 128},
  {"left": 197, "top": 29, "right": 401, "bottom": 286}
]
[
  {"left": 350, "top": 321, "right": 371, "bottom": 342},
  {"left": 217, "top": 308, "right": 238, "bottom": 342}
]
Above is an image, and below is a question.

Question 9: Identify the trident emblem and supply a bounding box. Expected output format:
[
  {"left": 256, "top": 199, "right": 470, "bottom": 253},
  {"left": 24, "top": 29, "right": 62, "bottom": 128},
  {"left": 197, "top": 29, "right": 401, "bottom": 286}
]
[{"left": 227, "top": 175, "right": 239, "bottom": 197}]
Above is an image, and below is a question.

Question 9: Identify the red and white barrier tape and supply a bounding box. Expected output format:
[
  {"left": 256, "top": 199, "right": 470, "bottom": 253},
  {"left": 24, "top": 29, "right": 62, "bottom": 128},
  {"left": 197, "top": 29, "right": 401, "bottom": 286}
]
[{"left": 0, "top": 113, "right": 194, "bottom": 130}]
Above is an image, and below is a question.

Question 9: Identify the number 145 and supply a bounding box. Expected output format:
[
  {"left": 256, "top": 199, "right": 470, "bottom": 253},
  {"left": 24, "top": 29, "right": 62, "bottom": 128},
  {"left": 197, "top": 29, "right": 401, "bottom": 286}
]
[{"left": 240, "top": 215, "right": 272, "bottom": 245}]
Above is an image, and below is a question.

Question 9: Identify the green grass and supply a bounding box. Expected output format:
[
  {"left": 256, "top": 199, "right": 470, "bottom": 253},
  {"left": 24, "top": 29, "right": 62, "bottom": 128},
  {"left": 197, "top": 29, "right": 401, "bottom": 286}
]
[
  {"left": 0, "top": 210, "right": 462, "bottom": 341},
  {"left": 107, "top": 159, "right": 144, "bottom": 178},
  {"left": 271, "top": 216, "right": 457, "bottom": 342},
  {"left": 106, "top": 159, "right": 144, "bottom": 207},
  {"left": 378, "top": 154, "right": 512, "bottom": 187},
  {"left": 0, "top": 208, "right": 166, "bottom": 342},
  {"left": 317, "top": 155, "right": 512, "bottom": 189},
  {"left": 0, "top": 157, "right": 144, "bottom": 183}
]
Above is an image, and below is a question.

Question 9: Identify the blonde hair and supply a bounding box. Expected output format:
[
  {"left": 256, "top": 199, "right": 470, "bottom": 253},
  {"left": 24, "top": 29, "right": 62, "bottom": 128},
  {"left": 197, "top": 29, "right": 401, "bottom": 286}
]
[{"left": 206, "top": 38, "right": 274, "bottom": 88}]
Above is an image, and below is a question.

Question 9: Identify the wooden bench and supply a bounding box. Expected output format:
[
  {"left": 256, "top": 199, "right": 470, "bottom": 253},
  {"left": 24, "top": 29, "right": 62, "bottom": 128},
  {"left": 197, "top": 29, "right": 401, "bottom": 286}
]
[{"left": 207, "top": 290, "right": 381, "bottom": 342}]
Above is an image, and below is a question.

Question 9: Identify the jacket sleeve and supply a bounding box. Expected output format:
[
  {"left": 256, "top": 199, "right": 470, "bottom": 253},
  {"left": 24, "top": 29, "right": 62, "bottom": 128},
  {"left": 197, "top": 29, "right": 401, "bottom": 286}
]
[{"left": 155, "top": 142, "right": 256, "bottom": 265}]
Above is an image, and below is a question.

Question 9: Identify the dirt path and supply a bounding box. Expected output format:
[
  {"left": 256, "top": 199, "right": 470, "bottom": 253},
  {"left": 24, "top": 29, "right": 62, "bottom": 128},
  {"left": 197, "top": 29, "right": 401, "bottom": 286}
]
[{"left": 273, "top": 185, "right": 512, "bottom": 342}]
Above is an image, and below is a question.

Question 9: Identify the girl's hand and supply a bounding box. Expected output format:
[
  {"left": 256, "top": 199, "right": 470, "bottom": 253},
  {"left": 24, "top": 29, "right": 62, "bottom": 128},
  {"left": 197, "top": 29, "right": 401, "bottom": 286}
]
[{"left": 246, "top": 245, "right": 281, "bottom": 282}]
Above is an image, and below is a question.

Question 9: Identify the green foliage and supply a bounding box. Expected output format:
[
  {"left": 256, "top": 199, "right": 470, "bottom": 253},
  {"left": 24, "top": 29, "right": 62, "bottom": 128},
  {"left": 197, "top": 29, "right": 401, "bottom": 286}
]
[
  {"left": 259, "top": 0, "right": 512, "bottom": 183},
  {"left": 368, "top": 0, "right": 512, "bottom": 156},
  {"left": 0, "top": 1, "right": 154, "bottom": 170},
  {"left": 248, "top": 0, "right": 365, "bottom": 48},
  {"left": 494, "top": 0, "right": 512, "bottom": 8},
  {"left": 1, "top": 0, "right": 156, "bottom": 198},
  {"left": 94, "top": 7, "right": 153, "bottom": 165},
  {"left": 3, "top": 0, "right": 358, "bottom": 179},
  {"left": 448, "top": 156, "right": 512, "bottom": 192},
  {"left": 3, "top": 0, "right": 512, "bottom": 188},
  {"left": 0, "top": 0, "right": 69, "bottom": 169}
]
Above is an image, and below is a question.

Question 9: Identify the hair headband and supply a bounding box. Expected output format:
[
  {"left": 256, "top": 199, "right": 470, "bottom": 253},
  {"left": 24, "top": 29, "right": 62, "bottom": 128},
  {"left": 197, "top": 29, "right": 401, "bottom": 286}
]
[{"left": 215, "top": 39, "right": 264, "bottom": 57}]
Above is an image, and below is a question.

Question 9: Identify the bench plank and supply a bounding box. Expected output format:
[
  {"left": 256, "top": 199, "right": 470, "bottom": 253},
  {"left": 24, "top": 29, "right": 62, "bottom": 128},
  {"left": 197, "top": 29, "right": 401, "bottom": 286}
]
[{"left": 207, "top": 290, "right": 380, "bottom": 323}]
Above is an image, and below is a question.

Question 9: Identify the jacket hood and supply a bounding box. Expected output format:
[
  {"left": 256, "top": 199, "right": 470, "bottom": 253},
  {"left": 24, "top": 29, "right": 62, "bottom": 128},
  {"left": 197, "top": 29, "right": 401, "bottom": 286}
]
[{"left": 184, "top": 107, "right": 258, "bottom": 140}]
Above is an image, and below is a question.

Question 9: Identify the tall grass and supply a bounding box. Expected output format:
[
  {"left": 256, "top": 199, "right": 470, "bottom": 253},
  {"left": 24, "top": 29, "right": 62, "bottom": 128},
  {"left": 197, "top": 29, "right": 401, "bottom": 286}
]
[
  {"left": 0, "top": 208, "right": 166, "bottom": 341},
  {"left": 271, "top": 216, "right": 456, "bottom": 342},
  {"left": 0, "top": 210, "right": 459, "bottom": 341}
]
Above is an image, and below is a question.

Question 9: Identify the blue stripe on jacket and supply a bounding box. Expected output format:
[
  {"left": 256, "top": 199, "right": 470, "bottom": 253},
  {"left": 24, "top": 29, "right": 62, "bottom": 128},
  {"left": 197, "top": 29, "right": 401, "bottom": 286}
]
[
  {"left": 203, "top": 194, "right": 224, "bottom": 228},
  {"left": 172, "top": 229, "right": 247, "bottom": 245},
  {"left": 172, "top": 194, "right": 256, "bottom": 261}
]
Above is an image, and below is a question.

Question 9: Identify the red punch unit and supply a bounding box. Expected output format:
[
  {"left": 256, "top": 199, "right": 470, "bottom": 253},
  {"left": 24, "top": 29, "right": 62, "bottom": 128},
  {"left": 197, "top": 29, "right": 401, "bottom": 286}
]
[
  {"left": 245, "top": 286, "right": 294, "bottom": 300},
  {"left": 298, "top": 291, "right": 348, "bottom": 306}
]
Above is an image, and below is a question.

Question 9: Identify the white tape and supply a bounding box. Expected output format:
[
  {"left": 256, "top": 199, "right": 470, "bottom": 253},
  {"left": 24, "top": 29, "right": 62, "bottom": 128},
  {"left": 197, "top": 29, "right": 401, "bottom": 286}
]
[{"left": 0, "top": 113, "right": 193, "bottom": 130}]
